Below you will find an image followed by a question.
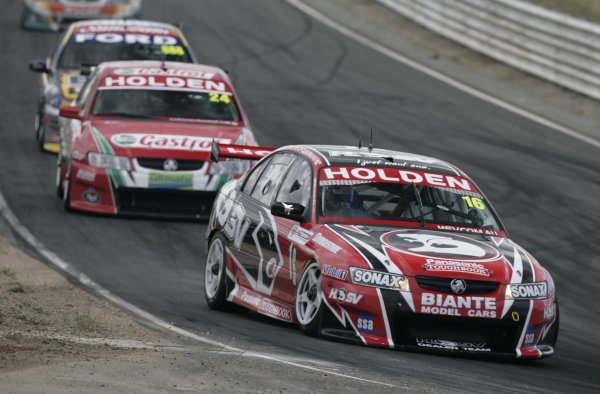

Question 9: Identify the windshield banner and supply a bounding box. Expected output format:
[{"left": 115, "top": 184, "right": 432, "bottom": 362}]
[{"left": 319, "top": 166, "right": 476, "bottom": 192}]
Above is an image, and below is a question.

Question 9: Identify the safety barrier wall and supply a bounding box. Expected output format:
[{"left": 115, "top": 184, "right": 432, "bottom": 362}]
[{"left": 377, "top": 0, "right": 600, "bottom": 100}]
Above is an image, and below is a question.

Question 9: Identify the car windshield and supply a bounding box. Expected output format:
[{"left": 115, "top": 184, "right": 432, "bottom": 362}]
[
  {"left": 57, "top": 39, "right": 192, "bottom": 69},
  {"left": 318, "top": 167, "right": 501, "bottom": 230},
  {"left": 90, "top": 89, "right": 240, "bottom": 122}
]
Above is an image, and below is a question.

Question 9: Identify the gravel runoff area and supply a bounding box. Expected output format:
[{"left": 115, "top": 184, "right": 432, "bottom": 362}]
[{"left": 0, "top": 224, "right": 399, "bottom": 393}]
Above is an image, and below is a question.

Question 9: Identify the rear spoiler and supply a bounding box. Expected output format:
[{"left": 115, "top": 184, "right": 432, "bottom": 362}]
[{"left": 210, "top": 140, "right": 275, "bottom": 162}]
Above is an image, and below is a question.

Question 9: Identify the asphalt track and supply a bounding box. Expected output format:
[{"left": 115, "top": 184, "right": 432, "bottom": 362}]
[{"left": 1, "top": 0, "right": 599, "bottom": 392}]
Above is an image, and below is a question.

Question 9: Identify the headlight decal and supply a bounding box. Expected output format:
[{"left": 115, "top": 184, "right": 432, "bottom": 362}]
[{"left": 91, "top": 127, "right": 126, "bottom": 187}]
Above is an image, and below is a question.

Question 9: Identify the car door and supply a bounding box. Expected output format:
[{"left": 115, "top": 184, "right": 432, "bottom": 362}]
[
  {"left": 269, "top": 156, "right": 313, "bottom": 305},
  {"left": 228, "top": 152, "right": 296, "bottom": 296}
]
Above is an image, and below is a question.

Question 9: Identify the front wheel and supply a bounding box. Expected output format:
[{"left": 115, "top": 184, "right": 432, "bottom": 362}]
[
  {"left": 62, "top": 162, "right": 72, "bottom": 212},
  {"left": 296, "top": 261, "right": 323, "bottom": 336},
  {"left": 545, "top": 299, "right": 560, "bottom": 348},
  {"left": 34, "top": 112, "right": 46, "bottom": 151},
  {"left": 204, "top": 235, "right": 228, "bottom": 310}
]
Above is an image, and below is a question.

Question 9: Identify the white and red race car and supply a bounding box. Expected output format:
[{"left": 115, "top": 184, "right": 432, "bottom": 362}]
[
  {"left": 57, "top": 61, "right": 256, "bottom": 218},
  {"left": 205, "top": 143, "right": 558, "bottom": 359},
  {"left": 22, "top": 0, "right": 142, "bottom": 31}
]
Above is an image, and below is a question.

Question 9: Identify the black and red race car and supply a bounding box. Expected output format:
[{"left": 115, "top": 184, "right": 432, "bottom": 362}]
[
  {"left": 56, "top": 61, "right": 256, "bottom": 218},
  {"left": 204, "top": 143, "right": 558, "bottom": 359}
]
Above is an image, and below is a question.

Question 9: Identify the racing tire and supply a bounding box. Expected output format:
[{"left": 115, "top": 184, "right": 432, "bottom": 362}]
[
  {"left": 204, "top": 235, "right": 229, "bottom": 310},
  {"left": 34, "top": 112, "right": 45, "bottom": 152},
  {"left": 62, "top": 163, "right": 72, "bottom": 212},
  {"left": 296, "top": 261, "right": 323, "bottom": 336},
  {"left": 546, "top": 299, "right": 560, "bottom": 348},
  {"left": 56, "top": 155, "right": 64, "bottom": 198}
]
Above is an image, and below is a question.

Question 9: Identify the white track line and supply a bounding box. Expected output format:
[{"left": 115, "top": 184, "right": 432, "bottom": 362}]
[
  {"left": 0, "top": 190, "right": 397, "bottom": 388},
  {"left": 286, "top": 0, "right": 600, "bottom": 150}
]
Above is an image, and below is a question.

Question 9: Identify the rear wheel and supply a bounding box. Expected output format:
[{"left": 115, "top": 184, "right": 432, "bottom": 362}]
[
  {"left": 296, "top": 261, "right": 323, "bottom": 336},
  {"left": 204, "top": 235, "right": 228, "bottom": 310}
]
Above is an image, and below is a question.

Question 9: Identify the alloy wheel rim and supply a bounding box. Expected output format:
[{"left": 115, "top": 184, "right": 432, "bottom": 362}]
[
  {"left": 205, "top": 239, "right": 224, "bottom": 298},
  {"left": 296, "top": 263, "right": 322, "bottom": 325}
]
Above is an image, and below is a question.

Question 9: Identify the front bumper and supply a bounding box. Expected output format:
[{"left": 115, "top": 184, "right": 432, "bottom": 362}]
[
  {"left": 319, "top": 285, "right": 556, "bottom": 359},
  {"left": 68, "top": 160, "right": 223, "bottom": 219}
]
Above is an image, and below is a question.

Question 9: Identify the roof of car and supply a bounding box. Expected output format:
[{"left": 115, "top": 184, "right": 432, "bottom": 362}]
[
  {"left": 94, "top": 61, "right": 233, "bottom": 93},
  {"left": 294, "top": 145, "right": 464, "bottom": 176},
  {"left": 99, "top": 61, "right": 221, "bottom": 74},
  {"left": 69, "top": 19, "right": 182, "bottom": 36}
]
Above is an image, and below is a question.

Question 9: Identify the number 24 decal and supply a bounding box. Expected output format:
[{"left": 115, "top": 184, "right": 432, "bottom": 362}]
[
  {"left": 462, "top": 196, "right": 486, "bottom": 210},
  {"left": 209, "top": 93, "right": 231, "bottom": 104}
]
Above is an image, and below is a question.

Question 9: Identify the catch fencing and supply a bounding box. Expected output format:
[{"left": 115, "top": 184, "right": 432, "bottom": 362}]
[{"left": 377, "top": 0, "right": 600, "bottom": 100}]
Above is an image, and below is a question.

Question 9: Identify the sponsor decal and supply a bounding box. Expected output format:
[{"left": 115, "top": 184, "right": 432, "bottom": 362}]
[
  {"left": 434, "top": 224, "right": 502, "bottom": 236},
  {"left": 112, "top": 134, "right": 137, "bottom": 145},
  {"left": 326, "top": 150, "right": 439, "bottom": 165},
  {"left": 357, "top": 313, "right": 376, "bottom": 334},
  {"left": 311, "top": 233, "right": 342, "bottom": 254},
  {"left": 287, "top": 225, "right": 313, "bottom": 246},
  {"left": 328, "top": 288, "right": 363, "bottom": 305},
  {"left": 423, "top": 259, "right": 493, "bottom": 277},
  {"left": 110, "top": 134, "right": 231, "bottom": 152},
  {"left": 221, "top": 203, "right": 284, "bottom": 295},
  {"left": 355, "top": 313, "right": 384, "bottom": 335},
  {"left": 416, "top": 338, "right": 491, "bottom": 352},
  {"left": 524, "top": 328, "right": 536, "bottom": 346},
  {"left": 76, "top": 169, "right": 96, "bottom": 182},
  {"left": 101, "top": 75, "right": 228, "bottom": 92},
  {"left": 350, "top": 267, "right": 406, "bottom": 290},
  {"left": 82, "top": 188, "right": 100, "bottom": 205},
  {"left": 74, "top": 33, "right": 178, "bottom": 45},
  {"left": 240, "top": 291, "right": 292, "bottom": 322},
  {"left": 72, "top": 150, "right": 86, "bottom": 161},
  {"left": 289, "top": 146, "right": 323, "bottom": 165},
  {"left": 114, "top": 68, "right": 213, "bottom": 78},
  {"left": 420, "top": 293, "right": 497, "bottom": 318},
  {"left": 356, "top": 160, "right": 428, "bottom": 170},
  {"left": 508, "top": 282, "right": 547, "bottom": 300},
  {"left": 321, "top": 264, "right": 347, "bottom": 281},
  {"left": 381, "top": 230, "right": 500, "bottom": 261},
  {"left": 148, "top": 173, "right": 193, "bottom": 190},
  {"left": 75, "top": 24, "right": 171, "bottom": 36},
  {"left": 60, "top": 73, "right": 86, "bottom": 101},
  {"left": 320, "top": 166, "right": 474, "bottom": 192},
  {"left": 544, "top": 303, "right": 556, "bottom": 320}
]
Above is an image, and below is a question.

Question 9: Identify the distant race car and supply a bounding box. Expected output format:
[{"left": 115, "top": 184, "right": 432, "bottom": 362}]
[
  {"left": 204, "top": 143, "right": 559, "bottom": 359},
  {"left": 21, "top": 0, "right": 142, "bottom": 31},
  {"left": 56, "top": 61, "right": 256, "bottom": 218},
  {"left": 29, "top": 19, "right": 196, "bottom": 153}
]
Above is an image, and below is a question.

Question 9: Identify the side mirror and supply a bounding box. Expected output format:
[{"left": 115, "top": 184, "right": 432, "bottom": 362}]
[
  {"left": 271, "top": 202, "right": 306, "bottom": 222},
  {"left": 29, "top": 59, "right": 49, "bottom": 73},
  {"left": 59, "top": 105, "right": 82, "bottom": 120}
]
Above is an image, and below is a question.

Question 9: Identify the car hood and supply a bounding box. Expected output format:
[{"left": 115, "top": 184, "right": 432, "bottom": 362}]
[
  {"left": 88, "top": 119, "right": 246, "bottom": 160},
  {"left": 320, "top": 225, "right": 541, "bottom": 285}
]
